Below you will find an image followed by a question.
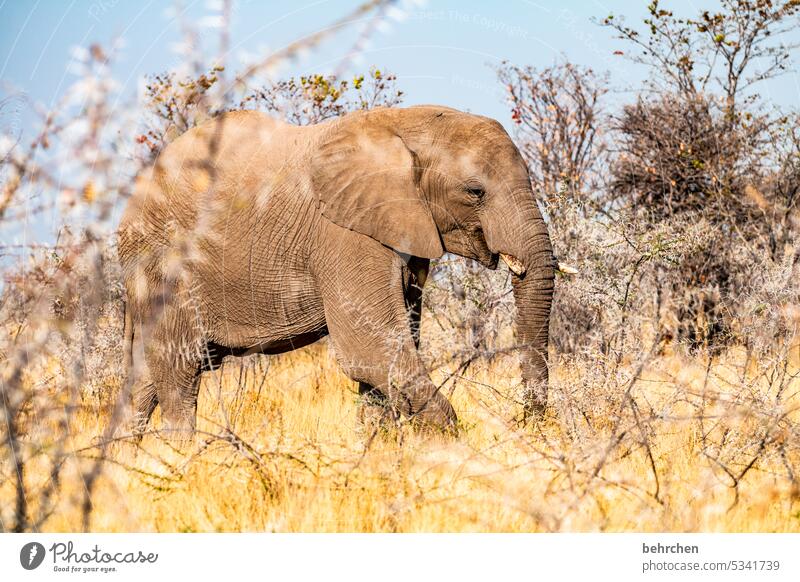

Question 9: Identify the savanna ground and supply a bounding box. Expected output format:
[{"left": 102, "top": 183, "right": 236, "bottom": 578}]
[
  {"left": 2, "top": 0, "right": 800, "bottom": 533},
  {"left": 12, "top": 318, "right": 800, "bottom": 533}
]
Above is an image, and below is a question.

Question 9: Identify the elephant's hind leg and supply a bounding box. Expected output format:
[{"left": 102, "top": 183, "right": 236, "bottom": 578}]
[
  {"left": 131, "top": 380, "right": 158, "bottom": 438},
  {"left": 122, "top": 312, "right": 158, "bottom": 439},
  {"left": 403, "top": 257, "right": 429, "bottom": 350},
  {"left": 145, "top": 303, "right": 205, "bottom": 440}
]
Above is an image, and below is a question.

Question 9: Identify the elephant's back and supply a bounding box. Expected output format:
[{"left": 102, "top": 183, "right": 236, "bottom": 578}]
[
  {"left": 117, "top": 110, "right": 314, "bottom": 311},
  {"left": 157, "top": 110, "right": 301, "bottom": 177},
  {"left": 119, "top": 110, "right": 302, "bottom": 241}
]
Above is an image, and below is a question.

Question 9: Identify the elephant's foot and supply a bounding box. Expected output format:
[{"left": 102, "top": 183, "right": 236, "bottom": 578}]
[
  {"left": 120, "top": 413, "right": 153, "bottom": 445},
  {"left": 110, "top": 407, "right": 152, "bottom": 448},
  {"left": 521, "top": 403, "right": 546, "bottom": 427},
  {"left": 522, "top": 382, "right": 548, "bottom": 425},
  {"left": 158, "top": 414, "right": 196, "bottom": 446},
  {"left": 356, "top": 383, "right": 400, "bottom": 436},
  {"left": 407, "top": 391, "right": 459, "bottom": 437},
  {"left": 357, "top": 401, "right": 401, "bottom": 436},
  {"left": 129, "top": 392, "right": 158, "bottom": 442}
]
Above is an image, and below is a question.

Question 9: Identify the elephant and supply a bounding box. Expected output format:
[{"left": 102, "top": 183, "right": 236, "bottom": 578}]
[{"left": 117, "top": 105, "right": 555, "bottom": 438}]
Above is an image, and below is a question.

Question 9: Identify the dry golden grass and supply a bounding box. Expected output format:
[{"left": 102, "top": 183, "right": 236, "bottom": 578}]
[{"left": 5, "top": 336, "right": 800, "bottom": 533}]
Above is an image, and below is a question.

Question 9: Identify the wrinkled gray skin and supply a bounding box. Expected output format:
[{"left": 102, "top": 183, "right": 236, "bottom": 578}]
[{"left": 118, "top": 105, "right": 555, "bottom": 437}]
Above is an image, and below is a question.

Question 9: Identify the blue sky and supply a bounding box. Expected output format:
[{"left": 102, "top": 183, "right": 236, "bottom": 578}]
[
  {"left": 2, "top": 0, "right": 797, "bottom": 134},
  {"left": 0, "top": 0, "right": 798, "bottom": 253}
]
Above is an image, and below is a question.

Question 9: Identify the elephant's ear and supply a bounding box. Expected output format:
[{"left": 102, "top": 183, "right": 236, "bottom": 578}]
[{"left": 311, "top": 119, "right": 444, "bottom": 259}]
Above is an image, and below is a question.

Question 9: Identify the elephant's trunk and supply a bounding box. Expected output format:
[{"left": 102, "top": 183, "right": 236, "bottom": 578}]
[
  {"left": 486, "top": 192, "right": 555, "bottom": 420},
  {"left": 512, "top": 253, "right": 555, "bottom": 419}
]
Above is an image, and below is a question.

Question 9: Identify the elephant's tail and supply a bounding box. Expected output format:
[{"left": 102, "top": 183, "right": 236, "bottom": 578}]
[{"left": 122, "top": 298, "right": 134, "bottom": 373}]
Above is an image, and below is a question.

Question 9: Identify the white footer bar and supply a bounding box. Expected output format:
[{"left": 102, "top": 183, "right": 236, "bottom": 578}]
[{"left": 1, "top": 533, "right": 797, "bottom": 581}]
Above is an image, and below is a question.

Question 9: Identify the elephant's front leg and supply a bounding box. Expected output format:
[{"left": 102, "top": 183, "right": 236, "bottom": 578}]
[
  {"left": 319, "top": 242, "right": 456, "bottom": 434},
  {"left": 356, "top": 256, "right": 429, "bottom": 432}
]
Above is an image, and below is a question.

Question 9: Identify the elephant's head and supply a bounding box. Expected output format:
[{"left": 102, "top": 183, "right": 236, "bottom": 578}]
[{"left": 312, "top": 105, "right": 555, "bottom": 418}]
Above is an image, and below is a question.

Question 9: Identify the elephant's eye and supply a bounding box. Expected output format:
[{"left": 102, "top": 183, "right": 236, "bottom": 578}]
[{"left": 465, "top": 186, "right": 485, "bottom": 199}]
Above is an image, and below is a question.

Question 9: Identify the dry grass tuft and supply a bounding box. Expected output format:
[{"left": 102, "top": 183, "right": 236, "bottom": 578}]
[{"left": 6, "top": 333, "right": 798, "bottom": 533}]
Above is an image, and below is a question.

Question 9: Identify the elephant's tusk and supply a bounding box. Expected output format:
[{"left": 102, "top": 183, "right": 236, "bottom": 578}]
[
  {"left": 556, "top": 261, "right": 579, "bottom": 275},
  {"left": 500, "top": 253, "right": 526, "bottom": 276}
]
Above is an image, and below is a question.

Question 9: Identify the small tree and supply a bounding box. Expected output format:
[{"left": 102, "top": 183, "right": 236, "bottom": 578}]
[
  {"left": 241, "top": 68, "right": 403, "bottom": 126},
  {"left": 601, "top": 0, "right": 800, "bottom": 117},
  {"left": 600, "top": 0, "right": 800, "bottom": 348},
  {"left": 138, "top": 67, "right": 403, "bottom": 159},
  {"left": 498, "top": 62, "right": 623, "bottom": 354},
  {"left": 498, "top": 61, "right": 607, "bottom": 213}
]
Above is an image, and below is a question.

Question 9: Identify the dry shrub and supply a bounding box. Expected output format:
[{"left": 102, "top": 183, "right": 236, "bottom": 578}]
[
  {"left": 2, "top": 0, "right": 799, "bottom": 533},
  {"left": 0, "top": 0, "right": 407, "bottom": 532},
  {"left": 610, "top": 93, "right": 798, "bottom": 348},
  {"left": 498, "top": 0, "right": 800, "bottom": 356},
  {"left": 240, "top": 68, "right": 403, "bottom": 126},
  {"left": 599, "top": 0, "right": 800, "bottom": 349}
]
